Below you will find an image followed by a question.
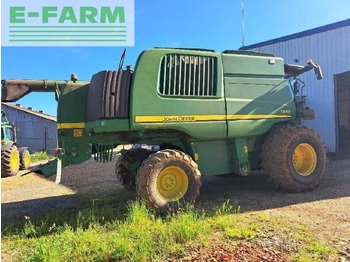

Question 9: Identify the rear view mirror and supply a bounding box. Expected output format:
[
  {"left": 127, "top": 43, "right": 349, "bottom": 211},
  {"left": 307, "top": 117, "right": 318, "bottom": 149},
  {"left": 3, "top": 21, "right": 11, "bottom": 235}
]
[{"left": 314, "top": 64, "right": 323, "bottom": 80}]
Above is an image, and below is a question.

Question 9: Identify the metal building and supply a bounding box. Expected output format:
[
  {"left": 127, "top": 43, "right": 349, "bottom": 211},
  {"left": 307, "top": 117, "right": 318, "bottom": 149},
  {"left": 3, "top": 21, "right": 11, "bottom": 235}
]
[
  {"left": 1, "top": 103, "right": 57, "bottom": 154},
  {"left": 240, "top": 19, "right": 350, "bottom": 154}
]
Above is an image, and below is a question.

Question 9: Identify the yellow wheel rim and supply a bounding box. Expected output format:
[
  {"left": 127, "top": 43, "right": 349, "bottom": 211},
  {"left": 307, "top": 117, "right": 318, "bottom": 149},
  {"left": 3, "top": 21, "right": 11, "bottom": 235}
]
[
  {"left": 11, "top": 150, "right": 19, "bottom": 171},
  {"left": 292, "top": 143, "right": 317, "bottom": 176},
  {"left": 24, "top": 153, "right": 30, "bottom": 167},
  {"left": 156, "top": 166, "right": 189, "bottom": 201}
]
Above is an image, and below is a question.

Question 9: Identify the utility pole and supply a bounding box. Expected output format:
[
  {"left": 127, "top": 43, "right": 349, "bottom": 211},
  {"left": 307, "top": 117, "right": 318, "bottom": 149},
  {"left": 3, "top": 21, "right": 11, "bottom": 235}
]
[{"left": 241, "top": 0, "right": 245, "bottom": 47}]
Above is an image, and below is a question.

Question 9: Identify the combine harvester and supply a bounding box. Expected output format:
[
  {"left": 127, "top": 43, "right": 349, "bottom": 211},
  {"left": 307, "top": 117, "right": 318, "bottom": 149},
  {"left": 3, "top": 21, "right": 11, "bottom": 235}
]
[{"left": 1, "top": 48, "right": 326, "bottom": 212}]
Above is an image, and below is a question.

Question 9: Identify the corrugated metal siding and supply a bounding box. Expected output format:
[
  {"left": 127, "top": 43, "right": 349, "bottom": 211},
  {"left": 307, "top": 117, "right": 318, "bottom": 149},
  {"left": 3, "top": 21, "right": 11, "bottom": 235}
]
[
  {"left": 246, "top": 25, "right": 350, "bottom": 152},
  {"left": 1, "top": 106, "right": 57, "bottom": 154}
]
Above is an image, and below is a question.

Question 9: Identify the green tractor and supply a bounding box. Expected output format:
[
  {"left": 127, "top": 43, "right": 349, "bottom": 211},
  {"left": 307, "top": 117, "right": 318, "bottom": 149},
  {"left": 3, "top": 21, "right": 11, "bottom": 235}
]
[
  {"left": 1, "top": 111, "right": 31, "bottom": 177},
  {"left": 1, "top": 48, "right": 327, "bottom": 212}
]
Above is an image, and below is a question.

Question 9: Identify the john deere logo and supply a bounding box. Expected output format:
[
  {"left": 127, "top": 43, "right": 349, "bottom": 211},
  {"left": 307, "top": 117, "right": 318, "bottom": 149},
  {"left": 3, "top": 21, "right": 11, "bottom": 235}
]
[{"left": 2, "top": 0, "right": 134, "bottom": 46}]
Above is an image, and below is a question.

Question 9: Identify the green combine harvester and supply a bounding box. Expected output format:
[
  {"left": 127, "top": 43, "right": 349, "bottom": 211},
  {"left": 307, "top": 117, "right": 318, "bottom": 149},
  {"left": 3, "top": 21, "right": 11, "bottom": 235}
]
[
  {"left": 1, "top": 111, "right": 31, "bottom": 177},
  {"left": 1, "top": 48, "right": 327, "bottom": 212}
]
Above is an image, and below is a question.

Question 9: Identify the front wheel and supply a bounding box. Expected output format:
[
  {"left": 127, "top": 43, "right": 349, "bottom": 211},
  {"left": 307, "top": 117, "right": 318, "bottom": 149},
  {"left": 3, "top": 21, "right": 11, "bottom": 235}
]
[
  {"left": 136, "top": 149, "right": 201, "bottom": 213},
  {"left": 261, "top": 125, "right": 327, "bottom": 192}
]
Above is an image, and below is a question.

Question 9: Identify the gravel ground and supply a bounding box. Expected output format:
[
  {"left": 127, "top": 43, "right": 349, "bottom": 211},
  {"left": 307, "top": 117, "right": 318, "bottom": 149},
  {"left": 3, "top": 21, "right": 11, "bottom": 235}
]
[{"left": 1, "top": 154, "right": 350, "bottom": 260}]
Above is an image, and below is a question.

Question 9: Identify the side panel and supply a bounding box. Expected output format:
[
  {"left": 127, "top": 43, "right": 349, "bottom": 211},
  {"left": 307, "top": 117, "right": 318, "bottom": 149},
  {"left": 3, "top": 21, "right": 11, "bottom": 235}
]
[
  {"left": 57, "top": 83, "right": 93, "bottom": 166},
  {"left": 130, "top": 49, "right": 226, "bottom": 140},
  {"left": 191, "top": 140, "right": 233, "bottom": 176},
  {"left": 57, "top": 82, "right": 90, "bottom": 124},
  {"left": 222, "top": 54, "right": 296, "bottom": 138}
]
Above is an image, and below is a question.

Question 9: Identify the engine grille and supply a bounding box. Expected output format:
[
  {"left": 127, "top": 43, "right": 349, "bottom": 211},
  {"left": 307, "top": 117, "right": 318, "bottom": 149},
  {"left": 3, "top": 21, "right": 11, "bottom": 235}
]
[{"left": 159, "top": 54, "right": 217, "bottom": 97}]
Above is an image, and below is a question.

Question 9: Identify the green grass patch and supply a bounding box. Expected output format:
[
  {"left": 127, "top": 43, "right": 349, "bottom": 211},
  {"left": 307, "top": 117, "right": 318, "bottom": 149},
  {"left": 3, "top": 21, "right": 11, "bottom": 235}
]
[
  {"left": 1, "top": 200, "right": 338, "bottom": 262},
  {"left": 31, "top": 151, "right": 55, "bottom": 162},
  {"left": 2, "top": 202, "right": 211, "bottom": 261}
]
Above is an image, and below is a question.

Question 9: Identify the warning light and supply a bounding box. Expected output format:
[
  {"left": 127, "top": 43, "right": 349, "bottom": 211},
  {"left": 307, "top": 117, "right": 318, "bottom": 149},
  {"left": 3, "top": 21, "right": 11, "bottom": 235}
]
[
  {"left": 71, "top": 74, "right": 77, "bottom": 83},
  {"left": 54, "top": 148, "right": 60, "bottom": 156}
]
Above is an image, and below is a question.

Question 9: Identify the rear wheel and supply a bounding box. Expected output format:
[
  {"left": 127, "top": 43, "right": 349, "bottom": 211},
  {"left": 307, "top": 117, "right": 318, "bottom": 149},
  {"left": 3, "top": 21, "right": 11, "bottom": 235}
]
[
  {"left": 115, "top": 148, "right": 153, "bottom": 190},
  {"left": 115, "top": 155, "right": 136, "bottom": 190},
  {"left": 136, "top": 149, "right": 201, "bottom": 213},
  {"left": 1, "top": 145, "right": 20, "bottom": 177},
  {"left": 261, "top": 125, "right": 327, "bottom": 192},
  {"left": 20, "top": 149, "right": 31, "bottom": 170}
]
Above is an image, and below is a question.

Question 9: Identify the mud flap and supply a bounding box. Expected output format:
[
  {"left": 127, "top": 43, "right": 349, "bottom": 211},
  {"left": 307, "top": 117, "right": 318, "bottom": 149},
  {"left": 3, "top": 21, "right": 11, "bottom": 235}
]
[
  {"left": 33, "top": 159, "right": 57, "bottom": 178},
  {"left": 55, "top": 158, "right": 62, "bottom": 184}
]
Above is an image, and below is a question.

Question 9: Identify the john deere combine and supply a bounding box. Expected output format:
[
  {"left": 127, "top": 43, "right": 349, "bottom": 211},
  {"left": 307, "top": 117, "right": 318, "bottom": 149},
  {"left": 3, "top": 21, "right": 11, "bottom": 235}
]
[
  {"left": 1, "top": 111, "right": 31, "bottom": 177},
  {"left": 1, "top": 48, "right": 327, "bottom": 212}
]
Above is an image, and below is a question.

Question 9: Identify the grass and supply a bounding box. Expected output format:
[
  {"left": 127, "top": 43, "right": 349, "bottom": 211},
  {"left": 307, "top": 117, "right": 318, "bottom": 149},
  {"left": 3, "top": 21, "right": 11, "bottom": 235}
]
[
  {"left": 1, "top": 200, "right": 338, "bottom": 262},
  {"left": 30, "top": 151, "right": 55, "bottom": 162},
  {"left": 2, "top": 202, "right": 210, "bottom": 261}
]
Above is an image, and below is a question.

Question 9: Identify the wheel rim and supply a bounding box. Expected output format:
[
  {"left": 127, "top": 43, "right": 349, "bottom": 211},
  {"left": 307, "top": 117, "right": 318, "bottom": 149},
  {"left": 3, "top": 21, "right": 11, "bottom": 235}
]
[
  {"left": 156, "top": 166, "right": 189, "bottom": 201},
  {"left": 292, "top": 143, "right": 317, "bottom": 176},
  {"left": 24, "top": 153, "right": 30, "bottom": 167},
  {"left": 11, "top": 150, "right": 19, "bottom": 171}
]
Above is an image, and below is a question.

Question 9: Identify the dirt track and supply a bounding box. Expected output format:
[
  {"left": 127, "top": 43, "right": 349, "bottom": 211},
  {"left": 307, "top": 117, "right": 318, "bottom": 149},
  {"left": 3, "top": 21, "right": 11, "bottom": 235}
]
[{"left": 1, "top": 155, "right": 350, "bottom": 254}]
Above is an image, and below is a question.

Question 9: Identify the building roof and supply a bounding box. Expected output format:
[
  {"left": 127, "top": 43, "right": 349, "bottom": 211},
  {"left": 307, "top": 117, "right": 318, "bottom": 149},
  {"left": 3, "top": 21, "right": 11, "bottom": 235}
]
[
  {"left": 240, "top": 18, "right": 350, "bottom": 50},
  {"left": 1, "top": 103, "right": 57, "bottom": 122}
]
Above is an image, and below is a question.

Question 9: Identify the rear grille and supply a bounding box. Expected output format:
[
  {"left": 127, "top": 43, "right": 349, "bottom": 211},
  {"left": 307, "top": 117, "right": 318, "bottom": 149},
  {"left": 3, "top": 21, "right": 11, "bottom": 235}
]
[
  {"left": 92, "top": 143, "right": 114, "bottom": 162},
  {"left": 159, "top": 54, "right": 217, "bottom": 97}
]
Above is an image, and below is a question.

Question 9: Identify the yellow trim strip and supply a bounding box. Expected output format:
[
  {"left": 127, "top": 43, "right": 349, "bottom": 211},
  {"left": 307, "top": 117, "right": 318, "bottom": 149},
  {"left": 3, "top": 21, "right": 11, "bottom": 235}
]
[
  {"left": 226, "top": 114, "right": 292, "bottom": 120},
  {"left": 57, "top": 122, "right": 86, "bottom": 129},
  {"left": 135, "top": 115, "right": 226, "bottom": 123},
  {"left": 135, "top": 114, "right": 292, "bottom": 123}
]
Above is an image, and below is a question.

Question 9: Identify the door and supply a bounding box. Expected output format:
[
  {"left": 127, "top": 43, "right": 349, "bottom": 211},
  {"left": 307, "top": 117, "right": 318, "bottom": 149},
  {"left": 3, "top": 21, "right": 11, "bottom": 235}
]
[{"left": 335, "top": 71, "right": 350, "bottom": 156}]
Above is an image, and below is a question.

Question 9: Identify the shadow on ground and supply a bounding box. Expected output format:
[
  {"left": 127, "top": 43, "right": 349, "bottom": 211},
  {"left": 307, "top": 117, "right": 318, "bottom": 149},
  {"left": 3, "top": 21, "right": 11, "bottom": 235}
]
[{"left": 2, "top": 156, "right": 350, "bottom": 229}]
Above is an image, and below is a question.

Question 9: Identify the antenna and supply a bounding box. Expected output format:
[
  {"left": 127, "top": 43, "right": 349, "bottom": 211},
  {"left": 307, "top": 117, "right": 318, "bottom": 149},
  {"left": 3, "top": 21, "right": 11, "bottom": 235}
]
[{"left": 241, "top": 0, "right": 245, "bottom": 47}]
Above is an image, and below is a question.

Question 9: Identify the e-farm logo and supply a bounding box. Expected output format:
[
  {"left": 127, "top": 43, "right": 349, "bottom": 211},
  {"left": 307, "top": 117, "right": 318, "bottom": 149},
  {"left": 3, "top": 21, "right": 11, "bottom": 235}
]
[{"left": 2, "top": 0, "right": 134, "bottom": 46}]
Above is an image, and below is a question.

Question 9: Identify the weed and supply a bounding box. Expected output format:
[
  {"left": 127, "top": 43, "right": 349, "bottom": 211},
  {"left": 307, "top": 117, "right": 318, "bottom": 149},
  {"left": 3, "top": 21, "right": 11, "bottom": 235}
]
[
  {"left": 214, "top": 199, "right": 233, "bottom": 216},
  {"left": 305, "top": 241, "right": 335, "bottom": 255},
  {"left": 259, "top": 214, "right": 271, "bottom": 222},
  {"left": 31, "top": 151, "right": 55, "bottom": 162},
  {"left": 226, "top": 226, "right": 256, "bottom": 240},
  {"left": 291, "top": 229, "right": 337, "bottom": 262}
]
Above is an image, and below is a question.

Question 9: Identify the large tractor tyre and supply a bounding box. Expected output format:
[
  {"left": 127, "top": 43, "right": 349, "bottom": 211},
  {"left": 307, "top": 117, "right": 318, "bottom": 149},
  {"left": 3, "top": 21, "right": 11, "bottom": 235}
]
[
  {"left": 20, "top": 149, "right": 31, "bottom": 170},
  {"left": 115, "top": 155, "right": 136, "bottom": 190},
  {"left": 261, "top": 125, "right": 327, "bottom": 192},
  {"left": 136, "top": 149, "right": 202, "bottom": 213},
  {"left": 1, "top": 145, "right": 20, "bottom": 177},
  {"left": 115, "top": 148, "right": 153, "bottom": 190}
]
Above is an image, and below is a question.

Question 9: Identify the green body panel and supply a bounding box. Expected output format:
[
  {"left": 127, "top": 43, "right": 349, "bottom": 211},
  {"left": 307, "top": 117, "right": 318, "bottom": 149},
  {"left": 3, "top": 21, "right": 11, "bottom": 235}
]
[
  {"left": 57, "top": 81, "right": 90, "bottom": 123},
  {"left": 191, "top": 140, "right": 234, "bottom": 176},
  {"left": 57, "top": 128, "right": 93, "bottom": 166},
  {"left": 130, "top": 49, "right": 227, "bottom": 140},
  {"left": 232, "top": 138, "right": 250, "bottom": 175},
  {"left": 86, "top": 119, "right": 129, "bottom": 133},
  {"left": 53, "top": 81, "right": 92, "bottom": 167},
  {"left": 191, "top": 137, "right": 262, "bottom": 176},
  {"left": 221, "top": 52, "right": 283, "bottom": 76},
  {"left": 222, "top": 53, "right": 295, "bottom": 138}
]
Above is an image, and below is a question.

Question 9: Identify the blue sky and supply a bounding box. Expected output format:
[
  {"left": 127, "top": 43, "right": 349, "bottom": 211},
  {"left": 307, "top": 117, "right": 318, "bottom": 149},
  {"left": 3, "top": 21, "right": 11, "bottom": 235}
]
[{"left": 2, "top": 0, "right": 350, "bottom": 116}]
